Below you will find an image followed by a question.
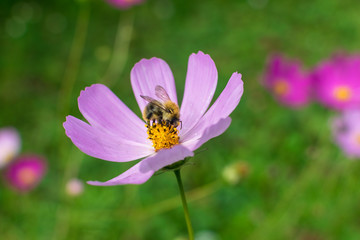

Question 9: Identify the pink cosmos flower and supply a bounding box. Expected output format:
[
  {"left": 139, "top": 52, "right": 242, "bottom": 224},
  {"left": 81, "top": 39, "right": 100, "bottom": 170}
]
[
  {"left": 0, "top": 127, "right": 21, "bottom": 168},
  {"left": 313, "top": 54, "right": 360, "bottom": 111},
  {"left": 263, "top": 55, "right": 311, "bottom": 107},
  {"left": 332, "top": 109, "right": 360, "bottom": 158},
  {"left": 5, "top": 155, "right": 47, "bottom": 192},
  {"left": 106, "top": 0, "right": 144, "bottom": 9},
  {"left": 63, "top": 51, "right": 244, "bottom": 186}
]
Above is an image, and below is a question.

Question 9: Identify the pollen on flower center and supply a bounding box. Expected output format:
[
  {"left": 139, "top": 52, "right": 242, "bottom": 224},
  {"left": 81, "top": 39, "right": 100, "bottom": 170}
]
[
  {"left": 334, "top": 86, "right": 351, "bottom": 101},
  {"left": 146, "top": 122, "right": 179, "bottom": 152},
  {"left": 273, "top": 79, "right": 289, "bottom": 96}
]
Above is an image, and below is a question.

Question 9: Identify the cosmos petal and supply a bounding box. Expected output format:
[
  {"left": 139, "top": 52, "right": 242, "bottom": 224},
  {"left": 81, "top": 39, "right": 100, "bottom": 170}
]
[
  {"left": 180, "top": 51, "right": 218, "bottom": 136},
  {"left": 182, "top": 118, "right": 232, "bottom": 152},
  {"left": 63, "top": 116, "right": 153, "bottom": 162},
  {"left": 264, "top": 55, "right": 310, "bottom": 107},
  {"left": 131, "top": 57, "right": 178, "bottom": 113},
  {"left": 267, "top": 55, "right": 282, "bottom": 77},
  {"left": 0, "top": 128, "right": 21, "bottom": 168},
  {"left": 181, "top": 72, "right": 243, "bottom": 142},
  {"left": 332, "top": 109, "right": 360, "bottom": 158},
  {"left": 87, "top": 145, "right": 194, "bottom": 186},
  {"left": 313, "top": 54, "right": 360, "bottom": 110},
  {"left": 78, "top": 84, "right": 149, "bottom": 144}
]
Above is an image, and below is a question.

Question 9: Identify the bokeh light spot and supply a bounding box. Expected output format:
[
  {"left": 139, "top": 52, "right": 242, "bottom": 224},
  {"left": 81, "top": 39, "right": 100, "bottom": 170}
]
[{"left": 5, "top": 18, "right": 26, "bottom": 38}]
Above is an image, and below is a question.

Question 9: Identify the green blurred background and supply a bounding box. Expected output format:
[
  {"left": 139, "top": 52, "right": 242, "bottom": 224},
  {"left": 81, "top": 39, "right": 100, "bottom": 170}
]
[{"left": 1, "top": 0, "right": 360, "bottom": 239}]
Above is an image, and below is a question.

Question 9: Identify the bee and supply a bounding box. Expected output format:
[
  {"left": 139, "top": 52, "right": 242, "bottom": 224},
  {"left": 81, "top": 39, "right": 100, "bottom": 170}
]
[{"left": 141, "top": 85, "right": 181, "bottom": 128}]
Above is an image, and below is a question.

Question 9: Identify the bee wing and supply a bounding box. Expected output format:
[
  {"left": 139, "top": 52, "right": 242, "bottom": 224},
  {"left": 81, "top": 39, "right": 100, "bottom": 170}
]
[
  {"left": 140, "top": 95, "right": 157, "bottom": 103},
  {"left": 140, "top": 95, "right": 166, "bottom": 110},
  {"left": 155, "top": 85, "right": 171, "bottom": 102}
]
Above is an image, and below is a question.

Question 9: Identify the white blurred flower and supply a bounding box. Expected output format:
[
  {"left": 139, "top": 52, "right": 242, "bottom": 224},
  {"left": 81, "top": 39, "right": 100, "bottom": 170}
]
[
  {"left": 195, "top": 230, "right": 220, "bottom": 240},
  {"left": 222, "top": 161, "right": 249, "bottom": 185},
  {"left": 173, "top": 236, "right": 187, "bottom": 240},
  {"left": 0, "top": 127, "right": 21, "bottom": 168},
  {"left": 66, "top": 178, "right": 84, "bottom": 196}
]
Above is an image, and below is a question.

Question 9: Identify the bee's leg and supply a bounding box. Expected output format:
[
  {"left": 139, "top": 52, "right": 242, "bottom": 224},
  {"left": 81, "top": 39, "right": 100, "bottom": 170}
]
[{"left": 159, "top": 116, "right": 163, "bottom": 125}]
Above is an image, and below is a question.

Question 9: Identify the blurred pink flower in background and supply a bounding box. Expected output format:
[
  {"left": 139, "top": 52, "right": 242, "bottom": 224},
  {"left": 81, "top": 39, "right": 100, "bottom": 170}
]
[
  {"left": 313, "top": 54, "right": 360, "bottom": 111},
  {"left": 0, "top": 127, "right": 21, "bottom": 169},
  {"left": 332, "top": 109, "right": 360, "bottom": 158},
  {"left": 5, "top": 155, "right": 47, "bottom": 192},
  {"left": 66, "top": 178, "right": 84, "bottom": 196},
  {"left": 106, "top": 0, "right": 145, "bottom": 9},
  {"left": 64, "top": 51, "right": 244, "bottom": 186},
  {"left": 263, "top": 55, "right": 311, "bottom": 107}
]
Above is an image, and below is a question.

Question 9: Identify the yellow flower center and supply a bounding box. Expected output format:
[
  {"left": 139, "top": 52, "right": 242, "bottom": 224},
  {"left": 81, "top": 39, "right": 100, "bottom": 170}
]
[
  {"left": 273, "top": 80, "right": 289, "bottom": 96},
  {"left": 146, "top": 122, "right": 179, "bottom": 152},
  {"left": 333, "top": 86, "right": 351, "bottom": 101},
  {"left": 17, "top": 167, "right": 36, "bottom": 185}
]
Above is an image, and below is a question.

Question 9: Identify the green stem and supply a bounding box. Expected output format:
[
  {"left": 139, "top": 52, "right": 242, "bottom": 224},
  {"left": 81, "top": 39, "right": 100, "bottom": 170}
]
[
  {"left": 57, "top": 2, "right": 90, "bottom": 117},
  {"left": 53, "top": 3, "right": 90, "bottom": 240},
  {"left": 101, "top": 11, "right": 134, "bottom": 86},
  {"left": 174, "top": 169, "right": 194, "bottom": 240}
]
